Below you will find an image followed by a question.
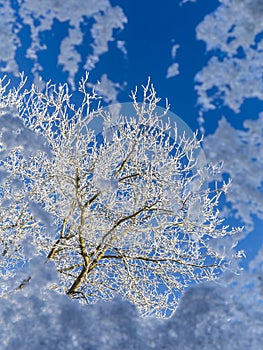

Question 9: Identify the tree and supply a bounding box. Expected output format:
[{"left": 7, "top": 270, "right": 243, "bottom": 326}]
[{"left": 0, "top": 75, "right": 240, "bottom": 317}]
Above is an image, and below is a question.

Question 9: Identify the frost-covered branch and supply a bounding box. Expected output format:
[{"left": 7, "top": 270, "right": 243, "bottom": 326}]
[{"left": 0, "top": 76, "right": 241, "bottom": 317}]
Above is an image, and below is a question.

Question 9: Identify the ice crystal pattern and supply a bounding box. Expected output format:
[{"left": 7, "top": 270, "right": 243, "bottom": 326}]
[{"left": 0, "top": 76, "right": 240, "bottom": 317}]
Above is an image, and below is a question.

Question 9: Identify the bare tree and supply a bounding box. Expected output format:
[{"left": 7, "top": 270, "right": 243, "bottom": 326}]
[{"left": 0, "top": 75, "right": 240, "bottom": 317}]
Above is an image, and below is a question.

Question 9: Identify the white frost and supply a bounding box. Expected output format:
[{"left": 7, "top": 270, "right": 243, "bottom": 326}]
[
  {"left": 166, "top": 44, "right": 180, "bottom": 78},
  {"left": 0, "top": 0, "right": 127, "bottom": 88},
  {"left": 203, "top": 115, "right": 263, "bottom": 231},
  {"left": 0, "top": 242, "right": 262, "bottom": 349},
  {"left": 195, "top": 0, "right": 263, "bottom": 112}
]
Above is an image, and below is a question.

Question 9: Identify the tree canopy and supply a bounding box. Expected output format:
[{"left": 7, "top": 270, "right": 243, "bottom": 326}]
[{"left": 0, "top": 76, "right": 241, "bottom": 317}]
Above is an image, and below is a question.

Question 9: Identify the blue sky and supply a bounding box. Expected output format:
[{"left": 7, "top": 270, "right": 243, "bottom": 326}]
[
  {"left": 92, "top": 0, "right": 263, "bottom": 268},
  {"left": 1, "top": 0, "right": 262, "bottom": 270},
  {"left": 1, "top": 1, "right": 263, "bottom": 347},
  {"left": 93, "top": 0, "right": 220, "bottom": 131}
]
